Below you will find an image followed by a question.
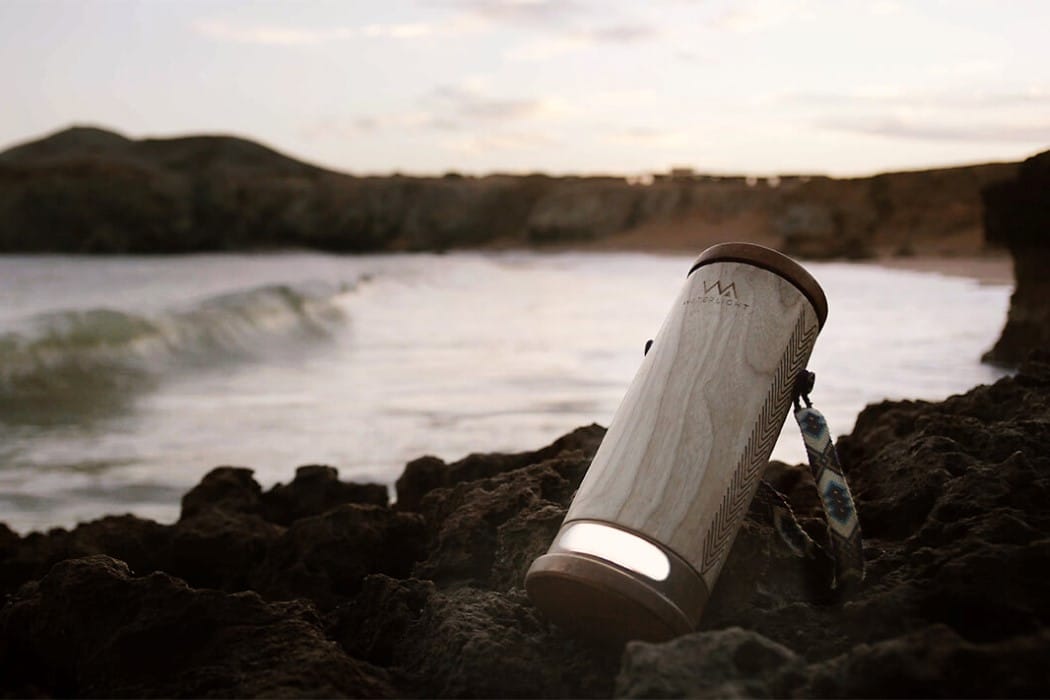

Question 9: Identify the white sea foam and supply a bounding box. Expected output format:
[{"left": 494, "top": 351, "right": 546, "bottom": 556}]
[{"left": 0, "top": 283, "right": 349, "bottom": 398}]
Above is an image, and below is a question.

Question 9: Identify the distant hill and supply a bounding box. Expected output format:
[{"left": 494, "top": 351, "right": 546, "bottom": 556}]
[
  {"left": 0, "top": 125, "right": 1021, "bottom": 255},
  {"left": 0, "top": 126, "right": 134, "bottom": 163},
  {"left": 0, "top": 125, "right": 325, "bottom": 177}
]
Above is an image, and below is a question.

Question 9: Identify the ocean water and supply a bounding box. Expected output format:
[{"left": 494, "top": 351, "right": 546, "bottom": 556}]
[{"left": 0, "top": 251, "right": 1011, "bottom": 533}]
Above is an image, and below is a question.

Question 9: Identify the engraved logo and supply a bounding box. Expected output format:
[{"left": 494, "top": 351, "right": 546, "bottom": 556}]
[
  {"left": 703, "top": 280, "right": 738, "bottom": 298},
  {"left": 684, "top": 279, "right": 750, "bottom": 309}
]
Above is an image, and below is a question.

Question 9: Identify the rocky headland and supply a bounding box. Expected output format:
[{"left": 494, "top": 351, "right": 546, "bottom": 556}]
[
  {"left": 0, "top": 125, "right": 1018, "bottom": 257},
  {"left": 981, "top": 149, "right": 1050, "bottom": 366},
  {"left": 2, "top": 353, "right": 1049, "bottom": 697}
]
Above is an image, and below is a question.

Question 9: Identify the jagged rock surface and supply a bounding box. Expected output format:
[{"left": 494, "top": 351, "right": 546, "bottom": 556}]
[
  {"left": 0, "top": 556, "right": 392, "bottom": 698},
  {"left": 2, "top": 358, "right": 1049, "bottom": 696}
]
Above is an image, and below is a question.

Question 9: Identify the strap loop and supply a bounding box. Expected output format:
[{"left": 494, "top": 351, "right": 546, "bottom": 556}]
[{"left": 793, "top": 370, "right": 816, "bottom": 409}]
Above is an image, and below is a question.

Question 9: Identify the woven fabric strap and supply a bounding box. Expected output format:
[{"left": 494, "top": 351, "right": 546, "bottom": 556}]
[{"left": 793, "top": 404, "right": 865, "bottom": 589}]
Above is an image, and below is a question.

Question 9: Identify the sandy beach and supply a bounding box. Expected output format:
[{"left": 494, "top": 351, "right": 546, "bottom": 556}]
[
  {"left": 869, "top": 253, "right": 1014, "bottom": 285},
  {"left": 545, "top": 205, "right": 1015, "bottom": 287}
]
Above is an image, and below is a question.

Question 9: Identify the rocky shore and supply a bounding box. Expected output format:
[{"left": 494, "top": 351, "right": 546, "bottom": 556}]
[
  {"left": 0, "top": 125, "right": 1017, "bottom": 257},
  {"left": 2, "top": 354, "right": 1048, "bottom": 697},
  {"left": 981, "top": 150, "right": 1050, "bottom": 366}
]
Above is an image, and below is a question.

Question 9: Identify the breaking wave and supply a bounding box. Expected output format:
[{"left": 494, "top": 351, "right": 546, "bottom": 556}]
[{"left": 0, "top": 282, "right": 351, "bottom": 400}]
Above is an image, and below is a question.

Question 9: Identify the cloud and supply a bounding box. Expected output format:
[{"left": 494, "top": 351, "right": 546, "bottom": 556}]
[
  {"left": 450, "top": 0, "right": 585, "bottom": 27},
  {"left": 710, "top": 0, "right": 814, "bottom": 33},
  {"left": 504, "top": 36, "right": 586, "bottom": 61},
  {"left": 427, "top": 84, "right": 569, "bottom": 123},
  {"left": 925, "top": 59, "right": 1006, "bottom": 81},
  {"left": 581, "top": 23, "right": 661, "bottom": 43},
  {"left": 197, "top": 2, "right": 659, "bottom": 59},
  {"left": 446, "top": 0, "right": 663, "bottom": 60},
  {"left": 440, "top": 131, "right": 559, "bottom": 154},
  {"left": 607, "top": 127, "right": 688, "bottom": 148},
  {"left": 505, "top": 21, "right": 662, "bottom": 60},
  {"left": 768, "top": 86, "right": 1050, "bottom": 110},
  {"left": 361, "top": 23, "right": 436, "bottom": 39},
  {"left": 193, "top": 17, "right": 473, "bottom": 46},
  {"left": 674, "top": 47, "right": 717, "bottom": 64},
  {"left": 870, "top": 1, "right": 904, "bottom": 15},
  {"left": 301, "top": 113, "right": 444, "bottom": 139},
  {"left": 194, "top": 19, "right": 354, "bottom": 46},
  {"left": 303, "top": 83, "right": 570, "bottom": 142},
  {"left": 764, "top": 84, "right": 1050, "bottom": 144},
  {"left": 821, "top": 115, "right": 1050, "bottom": 144}
]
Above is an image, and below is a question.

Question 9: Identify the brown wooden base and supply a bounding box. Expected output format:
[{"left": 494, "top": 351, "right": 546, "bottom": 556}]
[{"left": 525, "top": 548, "right": 707, "bottom": 644}]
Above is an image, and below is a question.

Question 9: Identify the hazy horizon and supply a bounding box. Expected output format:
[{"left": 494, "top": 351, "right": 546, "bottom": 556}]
[
  {"left": 2, "top": 120, "right": 1032, "bottom": 180},
  {"left": 2, "top": 0, "right": 1048, "bottom": 177}
]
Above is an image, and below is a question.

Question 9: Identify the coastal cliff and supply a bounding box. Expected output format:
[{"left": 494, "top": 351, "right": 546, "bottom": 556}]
[
  {"left": 0, "top": 126, "right": 1017, "bottom": 256},
  {"left": 2, "top": 356, "right": 1049, "bottom": 697},
  {"left": 982, "top": 150, "right": 1050, "bottom": 366}
]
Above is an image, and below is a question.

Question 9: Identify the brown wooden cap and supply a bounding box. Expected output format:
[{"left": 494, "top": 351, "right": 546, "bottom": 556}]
[{"left": 688, "top": 243, "right": 828, "bottom": 328}]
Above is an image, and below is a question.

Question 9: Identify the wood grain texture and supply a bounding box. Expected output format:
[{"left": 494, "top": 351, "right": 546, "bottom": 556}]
[{"left": 564, "top": 261, "right": 820, "bottom": 589}]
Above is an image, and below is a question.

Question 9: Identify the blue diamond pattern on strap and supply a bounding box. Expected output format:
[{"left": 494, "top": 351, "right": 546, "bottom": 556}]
[
  {"left": 794, "top": 404, "right": 865, "bottom": 589},
  {"left": 823, "top": 482, "right": 854, "bottom": 523},
  {"left": 801, "top": 411, "right": 827, "bottom": 440}
]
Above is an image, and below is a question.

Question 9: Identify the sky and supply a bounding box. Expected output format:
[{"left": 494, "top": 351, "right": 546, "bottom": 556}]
[{"left": 1, "top": 0, "right": 1048, "bottom": 177}]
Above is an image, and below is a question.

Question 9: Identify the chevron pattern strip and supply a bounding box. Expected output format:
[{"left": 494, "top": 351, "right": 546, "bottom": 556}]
[{"left": 700, "top": 314, "right": 817, "bottom": 574}]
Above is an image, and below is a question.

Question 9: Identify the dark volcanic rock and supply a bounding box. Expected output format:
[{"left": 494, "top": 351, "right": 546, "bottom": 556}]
[
  {"left": 330, "top": 574, "right": 437, "bottom": 668},
  {"left": 396, "top": 426, "right": 603, "bottom": 590},
  {"left": 0, "top": 465, "right": 401, "bottom": 601},
  {"left": 262, "top": 464, "right": 389, "bottom": 525},
  {"left": 172, "top": 465, "right": 412, "bottom": 605},
  {"left": 252, "top": 504, "right": 425, "bottom": 610},
  {"left": 3, "top": 361, "right": 1050, "bottom": 696},
  {"left": 617, "top": 624, "right": 1050, "bottom": 699},
  {"left": 332, "top": 575, "right": 619, "bottom": 697},
  {"left": 616, "top": 627, "right": 800, "bottom": 698},
  {"left": 0, "top": 522, "right": 20, "bottom": 549},
  {"left": 790, "top": 625, "right": 1050, "bottom": 699},
  {"left": 0, "top": 513, "right": 171, "bottom": 598},
  {"left": 390, "top": 586, "right": 619, "bottom": 698},
  {"left": 411, "top": 455, "right": 589, "bottom": 588},
  {"left": 167, "top": 509, "right": 282, "bottom": 593},
  {"left": 179, "top": 465, "right": 265, "bottom": 519},
  {"left": 0, "top": 555, "right": 392, "bottom": 698},
  {"left": 983, "top": 150, "right": 1050, "bottom": 365},
  {"left": 395, "top": 422, "right": 604, "bottom": 511}
]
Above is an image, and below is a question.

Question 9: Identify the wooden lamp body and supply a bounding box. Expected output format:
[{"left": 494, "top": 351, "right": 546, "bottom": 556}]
[{"left": 525, "top": 243, "right": 827, "bottom": 643}]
